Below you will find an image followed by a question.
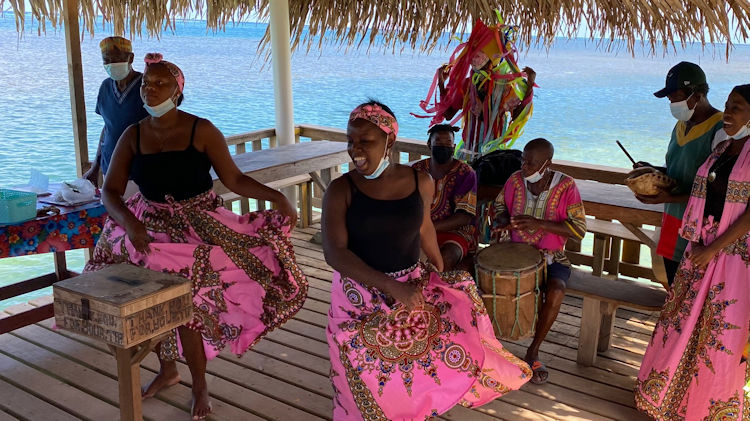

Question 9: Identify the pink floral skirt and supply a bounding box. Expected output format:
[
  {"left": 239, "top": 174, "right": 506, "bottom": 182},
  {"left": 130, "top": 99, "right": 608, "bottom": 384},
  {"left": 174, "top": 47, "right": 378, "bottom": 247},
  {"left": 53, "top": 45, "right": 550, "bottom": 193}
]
[
  {"left": 327, "top": 264, "right": 530, "bottom": 420},
  {"left": 636, "top": 216, "right": 750, "bottom": 420},
  {"left": 85, "top": 191, "right": 307, "bottom": 360}
]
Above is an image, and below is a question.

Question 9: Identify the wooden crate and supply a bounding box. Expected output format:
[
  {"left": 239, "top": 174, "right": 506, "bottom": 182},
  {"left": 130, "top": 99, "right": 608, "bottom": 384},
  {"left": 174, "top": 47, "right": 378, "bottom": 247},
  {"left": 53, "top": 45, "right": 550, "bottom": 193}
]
[{"left": 53, "top": 264, "right": 192, "bottom": 348}]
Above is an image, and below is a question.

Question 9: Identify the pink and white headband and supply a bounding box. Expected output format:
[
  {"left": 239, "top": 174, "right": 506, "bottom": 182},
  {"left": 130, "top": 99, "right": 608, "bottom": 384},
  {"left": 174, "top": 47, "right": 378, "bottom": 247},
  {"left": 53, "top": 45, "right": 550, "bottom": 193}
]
[
  {"left": 349, "top": 104, "right": 399, "bottom": 137},
  {"left": 144, "top": 53, "right": 185, "bottom": 93}
]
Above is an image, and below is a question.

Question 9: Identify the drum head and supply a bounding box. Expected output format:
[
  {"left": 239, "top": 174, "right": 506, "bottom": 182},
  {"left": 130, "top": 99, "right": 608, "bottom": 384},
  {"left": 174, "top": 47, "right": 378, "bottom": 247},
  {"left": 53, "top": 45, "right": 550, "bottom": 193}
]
[{"left": 477, "top": 243, "right": 542, "bottom": 272}]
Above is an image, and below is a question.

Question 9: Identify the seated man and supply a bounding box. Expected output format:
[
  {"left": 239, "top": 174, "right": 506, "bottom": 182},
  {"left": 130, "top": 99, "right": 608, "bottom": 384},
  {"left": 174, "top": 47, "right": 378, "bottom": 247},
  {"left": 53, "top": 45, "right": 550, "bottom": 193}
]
[
  {"left": 490, "top": 138, "right": 586, "bottom": 384},
  {"left": 413, "top": 124, "right": 478, "bottom": 271}
]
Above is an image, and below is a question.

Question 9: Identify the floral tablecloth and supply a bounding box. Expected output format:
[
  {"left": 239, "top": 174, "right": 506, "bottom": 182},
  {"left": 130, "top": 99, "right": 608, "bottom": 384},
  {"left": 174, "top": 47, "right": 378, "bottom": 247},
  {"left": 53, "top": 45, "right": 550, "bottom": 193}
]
[{"left": 0, "top": 202, "right": 107, "bottom": 258}]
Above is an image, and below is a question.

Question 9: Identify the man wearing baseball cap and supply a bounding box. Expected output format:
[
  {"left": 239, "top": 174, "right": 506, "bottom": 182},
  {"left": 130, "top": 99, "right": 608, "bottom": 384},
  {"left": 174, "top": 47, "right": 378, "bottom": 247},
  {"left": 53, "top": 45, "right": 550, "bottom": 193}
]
[
  {"left": 634, "top": 61, "right": 725, "bottom": 285},
  {"left": 83, "top": 36, "right": 149, "bottom": 189}
]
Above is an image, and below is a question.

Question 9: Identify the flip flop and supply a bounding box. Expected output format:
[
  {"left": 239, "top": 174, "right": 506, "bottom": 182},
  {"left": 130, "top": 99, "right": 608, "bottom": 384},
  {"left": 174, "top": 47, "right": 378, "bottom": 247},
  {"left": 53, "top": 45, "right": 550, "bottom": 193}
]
[{"left": 529, "top": 360, "right": 549, "bottom": 385}]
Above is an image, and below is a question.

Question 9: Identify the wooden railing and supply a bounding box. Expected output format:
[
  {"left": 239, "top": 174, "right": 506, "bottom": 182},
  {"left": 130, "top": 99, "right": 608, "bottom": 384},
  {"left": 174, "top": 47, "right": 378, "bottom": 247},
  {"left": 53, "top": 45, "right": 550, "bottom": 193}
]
[
  {"left": 0, "top": 124, "right": 657, "bottom": 333},
  {"left": 296, "top": 124, "right": 658, "bottom": 284}
]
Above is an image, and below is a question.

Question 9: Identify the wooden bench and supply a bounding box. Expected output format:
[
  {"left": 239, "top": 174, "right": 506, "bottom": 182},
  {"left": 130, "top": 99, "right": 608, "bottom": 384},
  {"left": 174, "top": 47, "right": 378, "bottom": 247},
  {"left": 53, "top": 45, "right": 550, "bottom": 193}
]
[
  {"left": 566, "top": 268, "right": 667, "bottom": 366},
  {"left": 220, "top": 174, "right": 314, "bottom": 227},
  {"left": 583, "top": 218, "right": 667, "bottom": 286}
]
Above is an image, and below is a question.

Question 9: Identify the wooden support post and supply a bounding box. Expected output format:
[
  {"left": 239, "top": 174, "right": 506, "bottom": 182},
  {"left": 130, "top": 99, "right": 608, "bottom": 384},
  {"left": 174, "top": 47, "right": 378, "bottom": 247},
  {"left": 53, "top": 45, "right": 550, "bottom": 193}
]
[
  {"left": 622, "top": 224, "right": 641, "bottom": 264},
  {"left": 54, "top": 251, "right": 68, "bottom": 280},
  {"left": 605, "top": 238, "right": 621, "bottom": 278},
  {"left": 240, "top": 199, "right": 250, "bottom": 214},
  {"left": 114, "top": 346, "right": 143, "bottom": 421},
  {"left": 566, "top": 237, "right": 582, "bottom": 253},
  {"left": 592, "top": 234, "right": 607, "bottom": 277},
  {"left": 63, "top": 0, "right": 89, "bottom": 177},
  {"left": 577, "top": 297, "right": 602, "bottom": 366},
  {"left": 299, "top": 181, "right": 313, "bottom": 228},
  {"left": 269, "top": 136, "right": 278, "bottom": 149},
  {"left": 650, "top": 232, "right": 669, "bottom": 287},
  {"left": 598, "top": 302, "right": 617, "bottom": 353}
]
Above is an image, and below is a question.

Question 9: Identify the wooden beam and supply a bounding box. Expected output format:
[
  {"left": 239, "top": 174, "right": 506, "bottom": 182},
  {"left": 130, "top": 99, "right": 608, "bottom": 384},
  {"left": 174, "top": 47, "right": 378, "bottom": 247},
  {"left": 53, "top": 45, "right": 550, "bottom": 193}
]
[{"left": 62, "top": 0, "right": 88, "bottom": 177}]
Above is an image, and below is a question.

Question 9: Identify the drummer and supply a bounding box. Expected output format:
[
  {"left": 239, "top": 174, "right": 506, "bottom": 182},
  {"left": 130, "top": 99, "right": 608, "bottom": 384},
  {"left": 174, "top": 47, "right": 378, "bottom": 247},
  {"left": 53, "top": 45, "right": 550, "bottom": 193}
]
[
  {"left": 413, "top": 124, "right": 478, "bottom": 271},
  {"left": 490, "top": 138, "right": 587, "bottom": 384}
]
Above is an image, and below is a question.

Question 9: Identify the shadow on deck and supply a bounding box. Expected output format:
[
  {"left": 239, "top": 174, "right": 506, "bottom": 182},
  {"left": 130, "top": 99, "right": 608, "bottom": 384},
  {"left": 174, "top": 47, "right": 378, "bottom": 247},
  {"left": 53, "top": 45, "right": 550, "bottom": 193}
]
[{"left": 0, "top": 225, "right": 655, "bottom": 421}]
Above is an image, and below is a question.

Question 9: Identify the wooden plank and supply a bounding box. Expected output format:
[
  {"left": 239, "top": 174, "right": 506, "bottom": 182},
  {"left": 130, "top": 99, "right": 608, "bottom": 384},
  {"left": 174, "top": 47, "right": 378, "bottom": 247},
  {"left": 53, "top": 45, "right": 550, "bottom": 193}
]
[
  {"left": 0, "top": 329, "right": 184, "bottom": 421},
  {"left": 0, "top": 304, "right": 53, "bottom": 334},
  {"left": 8, "top": 323, "right": 189, "bottom": 420},
  {"left": 39, "top": 318, "right": 315, "bottom": 421},
  {"left": 225, "top": 128, "right": 277, "bottom": 146},
  {"left": 567, "top": 270, "right": 667, "bottom": 310},
  {"left": 577, "top": 179, "right": 662, "bottom": 226},
  {"left": 62, "top": 0, "right": 89, "bottom": 177},
  {"left": 31, "top": 319, "right": 259, "bottom": 421},
  {"left": 551, "top": 160, "right": 630, "bottom": 185},
  {"left": 212, "top": 141, "right": 349, "bottom": 195},
  {"left": 0, "top": 272, "right": 58, "bottom": 301},
  {"left": 0, "top": 351, "right": 120, "bottom": 419},
  {"left": 0, "top": 408, "right": 19, "bottom": 421},
  {"left": 0, "top": 377, "right": 79, "bottom": 421}
]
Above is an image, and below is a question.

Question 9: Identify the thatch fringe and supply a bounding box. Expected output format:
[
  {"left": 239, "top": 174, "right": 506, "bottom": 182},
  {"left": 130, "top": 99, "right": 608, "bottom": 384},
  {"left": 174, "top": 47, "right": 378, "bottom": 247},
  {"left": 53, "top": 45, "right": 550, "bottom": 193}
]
[{"left": 2, "top": 0, "right": 749, "bottom": 57}]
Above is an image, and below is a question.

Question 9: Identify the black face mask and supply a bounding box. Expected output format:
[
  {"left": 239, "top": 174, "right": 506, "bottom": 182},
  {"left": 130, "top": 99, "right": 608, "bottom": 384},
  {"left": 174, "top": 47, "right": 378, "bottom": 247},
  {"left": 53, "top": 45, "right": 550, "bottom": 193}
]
[{"left": 431, "top": 146, "right": 454, "bottom": 164}]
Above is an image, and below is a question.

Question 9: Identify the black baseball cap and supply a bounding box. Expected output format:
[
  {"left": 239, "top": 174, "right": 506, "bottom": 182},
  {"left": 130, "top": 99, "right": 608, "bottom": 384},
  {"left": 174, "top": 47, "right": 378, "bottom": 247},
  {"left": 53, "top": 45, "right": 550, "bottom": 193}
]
[{"left": 653, "top": 62, "right": 706, "bottom": 98}]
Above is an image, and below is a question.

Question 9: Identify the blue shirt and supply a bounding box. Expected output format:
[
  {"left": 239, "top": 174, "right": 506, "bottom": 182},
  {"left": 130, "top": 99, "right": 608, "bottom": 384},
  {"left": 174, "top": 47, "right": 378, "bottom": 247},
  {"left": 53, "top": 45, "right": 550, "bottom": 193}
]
[{"left": 95, "top": 72, "right": 149, "bottom": 175}]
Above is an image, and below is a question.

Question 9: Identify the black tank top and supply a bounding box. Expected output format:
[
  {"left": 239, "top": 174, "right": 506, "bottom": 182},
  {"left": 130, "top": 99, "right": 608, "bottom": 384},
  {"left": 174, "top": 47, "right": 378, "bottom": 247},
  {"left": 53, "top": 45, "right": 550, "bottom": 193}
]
[
  {"left": 130, "top": 118, "right": 213, "bottom": 202},
  {"left": 704, "top": 153, "right": 739, "bottom": 221},
  {"left": 345, "top": 169, "right": 423, "bottom": 273}
]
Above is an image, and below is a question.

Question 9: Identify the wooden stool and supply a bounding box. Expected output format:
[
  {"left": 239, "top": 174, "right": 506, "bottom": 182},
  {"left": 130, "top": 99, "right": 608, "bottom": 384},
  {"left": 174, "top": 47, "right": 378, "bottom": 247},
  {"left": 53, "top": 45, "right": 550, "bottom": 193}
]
[{"left": 53, "top": 264, "right": 193, "bottom": 421}]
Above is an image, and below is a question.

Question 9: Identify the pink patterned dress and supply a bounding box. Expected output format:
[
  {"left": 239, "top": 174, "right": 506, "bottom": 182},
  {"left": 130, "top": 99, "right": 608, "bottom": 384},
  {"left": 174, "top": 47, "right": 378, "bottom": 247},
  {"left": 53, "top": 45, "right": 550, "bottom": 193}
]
[
  {"left": 327, "top": 172, "right": 530, "bottom": 420},
  {"left": 635, "top": 138, "right": 750, "bottom": 420},
  {"left": 86, "top": 191, "right": 307, "bottom": 360}
]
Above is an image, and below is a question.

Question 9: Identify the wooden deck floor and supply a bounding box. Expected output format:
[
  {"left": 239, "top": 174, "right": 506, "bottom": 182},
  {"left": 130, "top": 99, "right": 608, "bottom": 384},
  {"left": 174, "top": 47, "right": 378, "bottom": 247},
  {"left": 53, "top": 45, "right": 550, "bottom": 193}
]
[{"left": 0, "top": 225, "right": 658, "bottom": 421}]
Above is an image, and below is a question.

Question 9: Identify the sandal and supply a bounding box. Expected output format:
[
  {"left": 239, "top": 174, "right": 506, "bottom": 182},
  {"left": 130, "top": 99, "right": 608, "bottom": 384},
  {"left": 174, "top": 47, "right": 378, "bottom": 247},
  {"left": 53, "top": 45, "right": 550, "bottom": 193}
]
[{"left": 528, "top": 360, "right": 549, "bottom": 384}]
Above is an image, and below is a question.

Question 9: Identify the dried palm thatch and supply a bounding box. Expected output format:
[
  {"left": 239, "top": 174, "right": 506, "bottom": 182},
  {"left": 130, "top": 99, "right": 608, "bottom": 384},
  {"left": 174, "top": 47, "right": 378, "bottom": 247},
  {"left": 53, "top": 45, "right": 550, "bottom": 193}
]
[{"left": 2, "top": 0, "right": 750, "bottom": 57}]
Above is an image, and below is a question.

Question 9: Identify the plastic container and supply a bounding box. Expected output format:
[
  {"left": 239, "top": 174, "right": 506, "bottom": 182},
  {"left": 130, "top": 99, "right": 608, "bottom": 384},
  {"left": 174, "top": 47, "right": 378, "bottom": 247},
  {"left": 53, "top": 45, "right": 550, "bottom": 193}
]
[{"left": 0, "top": 189, "right": 38, "bottom": 225}]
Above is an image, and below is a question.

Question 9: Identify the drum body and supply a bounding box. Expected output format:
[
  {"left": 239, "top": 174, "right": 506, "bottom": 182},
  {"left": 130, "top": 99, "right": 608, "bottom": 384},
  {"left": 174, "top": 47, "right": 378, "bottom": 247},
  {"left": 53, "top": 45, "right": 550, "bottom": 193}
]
[{"left": 475, "top": 243, "right": 545, "bottom": 340}]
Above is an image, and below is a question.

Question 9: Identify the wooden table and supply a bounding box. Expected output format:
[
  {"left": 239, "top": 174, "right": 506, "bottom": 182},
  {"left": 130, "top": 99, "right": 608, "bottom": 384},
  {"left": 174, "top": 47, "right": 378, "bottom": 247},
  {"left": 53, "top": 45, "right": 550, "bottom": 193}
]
[
  {"left": 575, "top": 180, "right": 668, "bottom": 285},
  {"left": 211, "top": 140, "right": 350, "bottom": 195},
  {"left": 576, "top": 179, "right": 663, "bottom": 226}
]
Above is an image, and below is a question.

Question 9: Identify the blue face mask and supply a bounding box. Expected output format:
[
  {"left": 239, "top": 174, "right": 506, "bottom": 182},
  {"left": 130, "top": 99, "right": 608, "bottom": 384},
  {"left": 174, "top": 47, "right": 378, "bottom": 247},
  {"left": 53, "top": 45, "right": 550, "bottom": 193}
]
[{"left": 364, "top": 143, "right": 390, "bottom": 180}]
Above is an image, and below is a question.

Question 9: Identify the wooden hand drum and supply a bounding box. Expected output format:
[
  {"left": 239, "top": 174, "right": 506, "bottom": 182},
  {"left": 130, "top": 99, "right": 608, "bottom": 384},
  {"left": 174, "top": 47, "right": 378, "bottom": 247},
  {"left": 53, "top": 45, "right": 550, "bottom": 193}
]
[{"left": 475, "top": 243, "right": 545, "bottom": 340}]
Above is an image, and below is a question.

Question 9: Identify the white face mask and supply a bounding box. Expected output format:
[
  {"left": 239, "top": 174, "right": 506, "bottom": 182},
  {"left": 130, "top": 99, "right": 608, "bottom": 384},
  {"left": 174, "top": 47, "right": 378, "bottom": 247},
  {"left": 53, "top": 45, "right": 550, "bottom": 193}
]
[
  {"left": 363, "top": 142, "right": 390, "bottom": 180},
  {"left": 669, "top": 93, "right": 695, "bottom": 122},
  {"left": 524, "top": 160, "right": 548, "bottom": 183},
  {"left": 104, "top": 62, "right": 131, "bottom": 81},
  {"left": 729, "top": 120, "right": 750, "bottom": 140},
  {"left": 144, "top": 92, "right": 177, "bottom": 118}
]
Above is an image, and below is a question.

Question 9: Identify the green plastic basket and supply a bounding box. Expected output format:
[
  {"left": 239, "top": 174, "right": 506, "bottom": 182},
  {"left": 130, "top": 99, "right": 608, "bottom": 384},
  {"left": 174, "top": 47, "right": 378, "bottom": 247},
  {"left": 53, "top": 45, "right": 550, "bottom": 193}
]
[{"left": 0, "top": 189, "right": 37, "bottom": 225}]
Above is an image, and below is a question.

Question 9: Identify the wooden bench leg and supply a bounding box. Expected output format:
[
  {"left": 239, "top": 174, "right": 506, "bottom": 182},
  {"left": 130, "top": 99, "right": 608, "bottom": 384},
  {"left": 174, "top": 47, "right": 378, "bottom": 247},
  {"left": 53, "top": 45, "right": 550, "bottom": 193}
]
[
  {"left": 577, "top": 296, "right": 602, "bottom": 366},
  {"left": 598, "top": 302, "right": 617, "bottom": 353},
  {"left": 240, "top": 198, "right": 250, "bottom": 215},
  {"left": 299, "top": 181, "right": 313, "bottom": 228},
  {"left": 592, "top": 234, "right": 607, "bottom": 277},
  {"left": 605, "top": 238, "right": 621, "bottom": 278},
  {"left": 115, "top": 346, "right": 143, "bottom": 421}
]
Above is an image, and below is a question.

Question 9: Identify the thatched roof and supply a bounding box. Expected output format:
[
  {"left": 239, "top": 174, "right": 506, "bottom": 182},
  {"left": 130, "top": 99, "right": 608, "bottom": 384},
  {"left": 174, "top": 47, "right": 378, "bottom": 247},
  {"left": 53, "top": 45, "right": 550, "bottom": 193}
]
[{"left": 3, "top": 0, "right": 750, "bottom": 56}]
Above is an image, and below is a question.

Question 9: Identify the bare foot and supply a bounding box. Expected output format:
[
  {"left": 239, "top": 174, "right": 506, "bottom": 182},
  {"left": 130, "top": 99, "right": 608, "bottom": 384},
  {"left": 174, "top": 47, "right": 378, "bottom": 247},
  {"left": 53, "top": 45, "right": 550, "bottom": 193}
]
[
  {"left": 142, "top": 366, "right": 181, "bottom": 399},
  {"left": 191, "top": 383, "right": 212, "bottom": 420}
]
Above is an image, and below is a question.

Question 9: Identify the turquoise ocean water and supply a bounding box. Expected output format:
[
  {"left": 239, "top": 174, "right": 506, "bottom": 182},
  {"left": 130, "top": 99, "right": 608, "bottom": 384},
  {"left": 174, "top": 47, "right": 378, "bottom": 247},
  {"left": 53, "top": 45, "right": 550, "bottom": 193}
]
[{"left": 1, "top": 15, "right": 749, "bottom": 308}]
